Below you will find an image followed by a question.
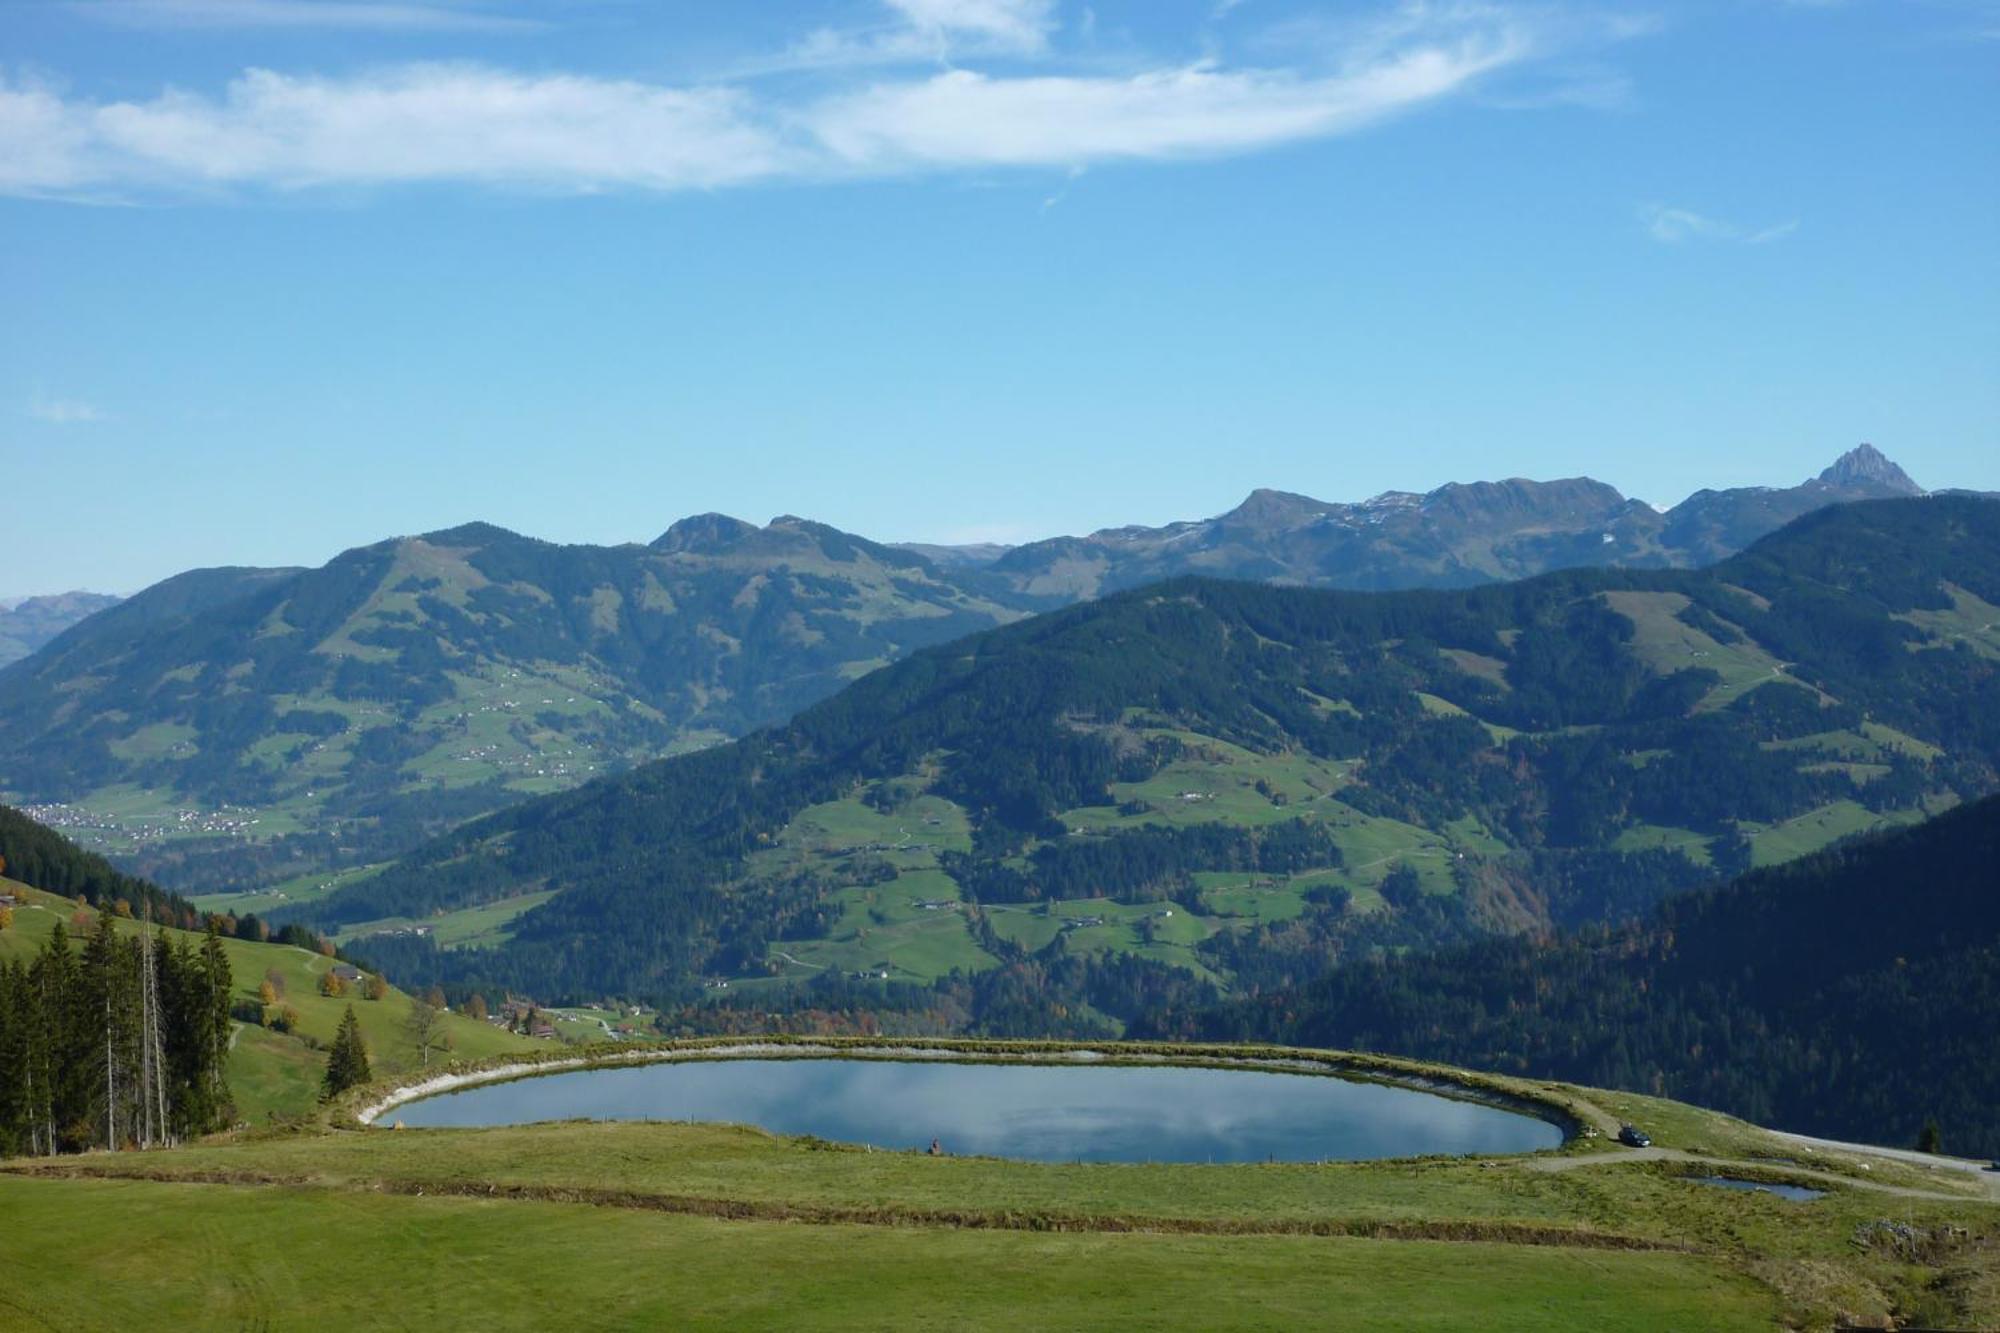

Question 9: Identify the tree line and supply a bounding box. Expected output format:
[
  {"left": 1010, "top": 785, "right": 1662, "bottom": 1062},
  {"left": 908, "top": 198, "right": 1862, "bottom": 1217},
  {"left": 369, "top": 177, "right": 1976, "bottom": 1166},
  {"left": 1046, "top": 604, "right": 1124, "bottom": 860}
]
[
  {"left": 0, "top": 912, "right": 234, "bottom": 1155},
  {"left": 1145, "top": 794, "right": 2000, "bottom": 1157}
]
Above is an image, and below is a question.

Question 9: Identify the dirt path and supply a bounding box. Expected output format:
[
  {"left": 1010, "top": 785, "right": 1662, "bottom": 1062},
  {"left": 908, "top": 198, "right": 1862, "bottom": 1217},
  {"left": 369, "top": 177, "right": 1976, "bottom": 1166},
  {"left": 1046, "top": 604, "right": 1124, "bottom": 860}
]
[
  {"left": 1768, "top": 1131, "right": 2000, "bottom": 1203},
  {"left": 771, "top": 950, "right": 824, "bottom": 970},
  {"left": 1524, "top": 1145, "right": 1997, "bottom": 1204}
]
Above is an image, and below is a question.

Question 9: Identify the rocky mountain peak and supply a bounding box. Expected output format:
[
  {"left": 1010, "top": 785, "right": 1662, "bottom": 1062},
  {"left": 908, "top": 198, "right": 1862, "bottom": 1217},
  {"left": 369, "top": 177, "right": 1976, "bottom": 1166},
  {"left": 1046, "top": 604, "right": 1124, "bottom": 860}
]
[
  {"left": 1818, "top": 444, "right": 1923, "bottom": 495},
  {"left": 651, "top": 512, "right": 758, "bottom": 554},
  {"left": 1217, "top": 488, "right": 1338, "bottom": 531}
]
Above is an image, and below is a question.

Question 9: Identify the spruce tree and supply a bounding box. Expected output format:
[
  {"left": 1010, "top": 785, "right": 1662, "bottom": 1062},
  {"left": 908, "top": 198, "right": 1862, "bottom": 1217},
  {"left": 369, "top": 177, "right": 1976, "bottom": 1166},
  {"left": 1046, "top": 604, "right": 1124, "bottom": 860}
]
[
  {"left": 321, "top": 1005, "right": 371, "bottom": 1101},
  {"left": 199, "top": 923, "right": 234, "bottom": 1117}
]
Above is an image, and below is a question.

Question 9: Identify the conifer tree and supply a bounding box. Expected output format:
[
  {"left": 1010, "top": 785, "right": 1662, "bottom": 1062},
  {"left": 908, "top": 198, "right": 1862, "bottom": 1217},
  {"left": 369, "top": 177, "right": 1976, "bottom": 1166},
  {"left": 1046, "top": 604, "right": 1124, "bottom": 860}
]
[
  {"left": 322, "top": 1005, "right": 371, "bottom": 1101},
  {"left": 185, "top": 923, "right": 235, "bottom": 1131}
]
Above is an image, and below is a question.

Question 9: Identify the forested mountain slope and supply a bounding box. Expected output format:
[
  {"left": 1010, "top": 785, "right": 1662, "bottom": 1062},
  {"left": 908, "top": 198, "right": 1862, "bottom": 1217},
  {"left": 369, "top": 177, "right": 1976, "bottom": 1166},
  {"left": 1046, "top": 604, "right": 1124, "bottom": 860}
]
[
  {"left": 0, "top": 447, "right": 1941, "bottom": 896},
  {"left": 1147, "top": 794, "right": 2000, "bottom": 1157},
  {"left": 307, "top": 498, "right": 2000, "bottom": 1015},
  {"left": 0, "top": 520, "right": 1030, "bottom": 889}
]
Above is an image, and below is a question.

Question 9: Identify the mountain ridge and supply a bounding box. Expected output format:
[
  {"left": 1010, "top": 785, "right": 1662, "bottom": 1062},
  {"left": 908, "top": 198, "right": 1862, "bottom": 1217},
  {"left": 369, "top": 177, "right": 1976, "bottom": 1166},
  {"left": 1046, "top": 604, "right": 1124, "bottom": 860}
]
[
  {"left": 0, "top": 590, "right": 126, "bottom": 668},
  {"left": 307, "top": 497, "right": 2000, "bottom": 1019},
  {"left": 3, "top": 446, "right": 1975, "bottom": 894}
]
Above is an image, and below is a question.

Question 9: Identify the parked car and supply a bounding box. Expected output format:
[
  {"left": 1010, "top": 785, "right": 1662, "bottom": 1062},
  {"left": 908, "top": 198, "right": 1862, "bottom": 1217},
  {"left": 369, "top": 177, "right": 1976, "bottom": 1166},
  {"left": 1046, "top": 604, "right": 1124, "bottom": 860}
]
[{"left": 1618, "top": 1124, "right": 1652, "bottom": 1148}]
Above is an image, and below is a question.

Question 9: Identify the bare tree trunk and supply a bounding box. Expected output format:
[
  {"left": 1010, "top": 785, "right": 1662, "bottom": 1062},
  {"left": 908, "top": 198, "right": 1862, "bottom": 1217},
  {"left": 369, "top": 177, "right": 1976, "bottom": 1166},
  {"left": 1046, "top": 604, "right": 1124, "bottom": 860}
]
[
  {"left": 104, "top": 990, "right": 116, "bottom": 1151},
  {"left": 137, "top": 917, "right": 171, "bottom": 1148}
]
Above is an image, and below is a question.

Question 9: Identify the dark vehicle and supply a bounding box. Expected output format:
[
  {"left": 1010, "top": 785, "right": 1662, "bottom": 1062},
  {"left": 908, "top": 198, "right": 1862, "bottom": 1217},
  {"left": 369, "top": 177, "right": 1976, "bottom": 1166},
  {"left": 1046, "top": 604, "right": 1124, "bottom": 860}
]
[{"left": 1618, "top": 1124, "right": 1652, "bottom": 1148}]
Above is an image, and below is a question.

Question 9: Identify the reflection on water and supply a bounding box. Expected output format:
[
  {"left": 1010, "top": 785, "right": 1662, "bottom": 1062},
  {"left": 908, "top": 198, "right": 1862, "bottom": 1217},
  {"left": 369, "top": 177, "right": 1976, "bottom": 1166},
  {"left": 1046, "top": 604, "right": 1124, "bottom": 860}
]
[
  {"left": 393, "top": 1057, "right": 1564, "bottom": 1163},
  {"left": 1691, "top": 1176, "right": 1825, "bottom": 1202}
]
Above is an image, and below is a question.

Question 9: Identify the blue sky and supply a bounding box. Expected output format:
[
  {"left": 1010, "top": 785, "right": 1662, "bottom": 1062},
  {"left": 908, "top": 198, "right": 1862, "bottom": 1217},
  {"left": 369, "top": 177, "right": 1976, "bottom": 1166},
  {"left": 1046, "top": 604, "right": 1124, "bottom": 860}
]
[{"left": 4, "top": 0, "right": 1996, "bottom": 593}]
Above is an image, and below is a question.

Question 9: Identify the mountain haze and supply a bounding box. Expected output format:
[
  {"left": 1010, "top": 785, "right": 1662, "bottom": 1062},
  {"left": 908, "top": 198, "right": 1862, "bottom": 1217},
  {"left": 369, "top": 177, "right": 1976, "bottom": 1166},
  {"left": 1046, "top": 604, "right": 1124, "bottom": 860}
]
[
  {"left": 0, "top": 591, "right": 124, "bottom": 668},
  {"left": 968, "top": 445, "right": 1927, "bottom": 599}
]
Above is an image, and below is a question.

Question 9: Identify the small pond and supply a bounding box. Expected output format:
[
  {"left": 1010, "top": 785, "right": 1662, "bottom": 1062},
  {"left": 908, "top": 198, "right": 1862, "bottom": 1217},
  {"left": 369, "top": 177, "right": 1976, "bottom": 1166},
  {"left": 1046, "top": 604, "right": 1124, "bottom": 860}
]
[
  {"left": 1691, "top": 1176, "right": 1826, "bottom": 1202},
  {"left": 390, "top": 1056, "right": 1565, "bottom": 1163}
]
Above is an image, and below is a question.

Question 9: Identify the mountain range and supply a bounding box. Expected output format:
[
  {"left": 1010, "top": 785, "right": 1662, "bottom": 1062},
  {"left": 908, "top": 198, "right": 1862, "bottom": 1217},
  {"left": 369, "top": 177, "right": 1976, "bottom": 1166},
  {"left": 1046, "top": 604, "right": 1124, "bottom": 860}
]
[
  {"left": 297, "top": 498, "right": 2000, "bottom": 1027},
  {"left": 911, "top": 442, "right": 1927, "bottom": 598},
  {"left": 0, "top": 592, "right": 123, "bottom": 669},
  {"left": 0, "top": 445, "right": 1956, "bottom": 892}
]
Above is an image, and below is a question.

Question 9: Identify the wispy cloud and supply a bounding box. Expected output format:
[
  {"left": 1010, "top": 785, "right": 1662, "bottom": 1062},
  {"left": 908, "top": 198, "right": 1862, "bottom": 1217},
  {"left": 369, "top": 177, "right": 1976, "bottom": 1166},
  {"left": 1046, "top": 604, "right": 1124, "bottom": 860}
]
[
  {"left": 1641, "top": 204, "right": 1797, "bottom": 245},
  {"left": 772, "top": 0, "right": 1059, "bottom": 72},
  {"left": 68, "top": 0, "right": 543, "bottom": 32},
  {"left": 0, "top": 67, "right": 785, "bottom": 195},
  {"left": 809, "top": 40, "right": 1525, "bottom": 170},
  {"left": 27, "top": 397, "right": 107, "bottom": 424},
  {"left": 1, "top": 2, "right": 1642, "bottom": 201}
]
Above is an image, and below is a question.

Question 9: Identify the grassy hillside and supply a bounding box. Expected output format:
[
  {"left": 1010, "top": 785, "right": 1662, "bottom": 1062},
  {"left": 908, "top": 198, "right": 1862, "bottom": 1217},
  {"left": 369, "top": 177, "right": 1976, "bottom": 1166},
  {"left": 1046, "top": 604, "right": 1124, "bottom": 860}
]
[
  {"left": 0, "top": 519, "right": 1031, "bottom": 893},
  {"left": 310, "top": 499, "right": 1998, "bottom": 1022},
  {"left": 2, "top": 1041, "right": 1996, "bottom": 1329},
  {"left": 0, "top": 880, "right": 536, "bottom": 1121}
]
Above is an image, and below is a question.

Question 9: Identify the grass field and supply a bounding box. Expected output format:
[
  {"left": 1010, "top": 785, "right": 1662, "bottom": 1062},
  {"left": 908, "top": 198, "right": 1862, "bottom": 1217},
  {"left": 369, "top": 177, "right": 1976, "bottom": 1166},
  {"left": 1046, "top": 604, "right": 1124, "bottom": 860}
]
[
  {"left": 1896, "top": 583, "right": 2000, "bottom": 661},
  {"left": 765, "top": 869, "right": 998, "bottom": 981},
  {"left": 192, "top": 860, "right": 386, "bottom": 916},
  {"left": 737, "top": 740, "right": 1502, "bottom": 989},
  {"left": 1611, "top": 822, "right": 1716, "bottom": 866},
  {"left": 0, "top": 1173, "right": 1783, "bottom": 1332},
  {"left": 1060, "top": 730, "right": 1358, "bottom": 833},
  {"left": 332, "top": 889, "right": 559, "bottom": 951},
  {"left": 2, "top": 1038, "right": 1995, "bottom": 1330},
  {"left": 1739, "top": 799, "right": 1929, "bottom": 868},
  {"left": 1601, "top": 590, "right": 1792, "bottom": 711},
  {"left": 986, "top": 897, "right": 1221, "bottom": 980}
]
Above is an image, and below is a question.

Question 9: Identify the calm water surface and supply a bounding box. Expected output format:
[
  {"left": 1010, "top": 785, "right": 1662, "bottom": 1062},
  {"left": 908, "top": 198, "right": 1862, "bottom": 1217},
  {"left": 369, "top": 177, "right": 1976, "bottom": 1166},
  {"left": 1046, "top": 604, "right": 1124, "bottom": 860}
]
[
  {"left": 1692, "top": 1176, "right": 1826, "bottom": 1202},
  {"left": 392, "top": 1057, "right": 1564, "bottom": 1163}
]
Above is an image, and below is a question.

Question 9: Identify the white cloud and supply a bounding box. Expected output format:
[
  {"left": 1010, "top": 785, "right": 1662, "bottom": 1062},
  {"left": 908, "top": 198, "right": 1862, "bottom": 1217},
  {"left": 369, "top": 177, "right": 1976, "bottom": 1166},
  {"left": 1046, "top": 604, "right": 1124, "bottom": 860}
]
[
  {"left": 1, "top": 3, "right": 1615, "bottom": 201},
  {"left": 808, "top": 41, "right": 1523, "bottom": 170},
  {"left": 1642, "top": 204, "right": 1797, "bottom": 245},
  {"left": 69, "top": 0, "right": 542, "bottom": 32},
  {"left": 884, "top": 0, "right": 1057, "bottom": 50},
  {"left": 770, "top": 0, "right": 1057, "bottom": 73},
  {"left": 1, "top": 66, "right": 788, "bottom": 194},
  {"left": 27, "top": 397, "right": 106, "bottom": 424}
]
